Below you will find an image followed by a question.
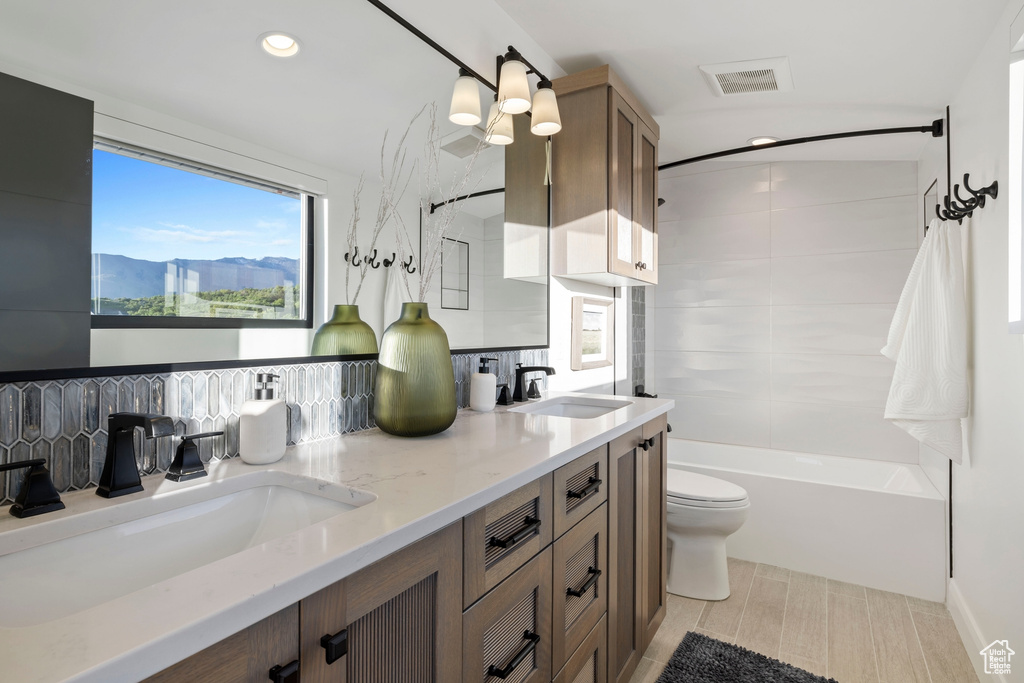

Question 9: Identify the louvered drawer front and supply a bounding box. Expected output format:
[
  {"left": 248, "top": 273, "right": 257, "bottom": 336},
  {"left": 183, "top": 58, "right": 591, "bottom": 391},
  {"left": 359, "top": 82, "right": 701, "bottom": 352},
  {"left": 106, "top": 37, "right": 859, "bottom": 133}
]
[
  {"left": 465, "top": 473, "right": 553, "bottom": 608},
  {"left": 553, "top": 446, "right": 608, "bottom": 539},
  {"left": 463, "top": 547, "right": 552, "bottom": 683},
  {"left": 552, "top": 503, "right": 608, "bottom": 671},
  {"left": 553, "top": 616, "right": 607, "bottom": 683}
]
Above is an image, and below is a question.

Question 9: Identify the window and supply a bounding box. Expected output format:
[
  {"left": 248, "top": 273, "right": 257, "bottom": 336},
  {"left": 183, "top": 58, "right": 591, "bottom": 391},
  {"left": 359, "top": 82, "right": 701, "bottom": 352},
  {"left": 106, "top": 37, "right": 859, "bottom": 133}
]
[{"left": 90, "top": 141, "right": 312, "bottom": 328}]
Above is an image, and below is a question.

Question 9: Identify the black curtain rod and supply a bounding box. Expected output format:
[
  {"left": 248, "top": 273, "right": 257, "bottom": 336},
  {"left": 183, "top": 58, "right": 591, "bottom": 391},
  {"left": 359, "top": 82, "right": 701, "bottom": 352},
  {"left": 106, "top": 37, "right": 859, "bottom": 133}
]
[
  {"left": 430, "top": 187, "right": 505, "bottom": 214},
  {"left": 659, "top": 119, "right": 944, "bottom": 171},
  {"left": 364, "top": 0, "right": 498, "bottom": 92}
]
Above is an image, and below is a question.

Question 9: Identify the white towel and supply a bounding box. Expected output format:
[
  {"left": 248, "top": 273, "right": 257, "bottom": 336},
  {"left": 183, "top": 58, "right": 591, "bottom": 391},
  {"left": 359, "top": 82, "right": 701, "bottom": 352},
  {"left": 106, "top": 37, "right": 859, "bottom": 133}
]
[
  {"left": 881, "top": 218, "right": 968, "bottom": 463},
  {"left": 382, "top": 258, "right": 406, "bottom": 328}
]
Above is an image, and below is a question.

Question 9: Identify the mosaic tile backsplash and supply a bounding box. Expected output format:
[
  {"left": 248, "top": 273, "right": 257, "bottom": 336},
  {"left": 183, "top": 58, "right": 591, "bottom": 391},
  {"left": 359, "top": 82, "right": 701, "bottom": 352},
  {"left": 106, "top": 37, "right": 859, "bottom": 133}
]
[
  {"left": 631, "top": 287, "right": 646, "bottom": 391},
  {"left": 0, "top": 348, "right": 547, "bottom": 506}
]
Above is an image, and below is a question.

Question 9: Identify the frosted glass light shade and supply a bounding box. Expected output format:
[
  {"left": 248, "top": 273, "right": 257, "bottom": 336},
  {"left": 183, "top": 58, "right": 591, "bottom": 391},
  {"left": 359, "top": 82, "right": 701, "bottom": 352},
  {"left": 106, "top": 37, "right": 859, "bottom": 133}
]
[
  {"left": 485, "top": 101, "right": 514, "bottom": 145},
  {"left": 498, "top": 59, "right": 532, "bottom": 114},
  {"left": 448, "top": 74, "right": 481, "bottom": 126},
  {"left": 530, "top": 86, "right": 561, "bottom": 136}
]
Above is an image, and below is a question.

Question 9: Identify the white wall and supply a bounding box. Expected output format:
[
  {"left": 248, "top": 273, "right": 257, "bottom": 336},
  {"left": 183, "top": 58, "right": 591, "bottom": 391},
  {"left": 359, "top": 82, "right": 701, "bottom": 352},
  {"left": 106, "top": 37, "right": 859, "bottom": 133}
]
[
  {"left": 916, "top": 0, "right": 1024, "bottom": 674},
  {"left": 547, "top": 277, "right": 616, "bottom": 394},
  {"left": 651, "top": 160, "right": 921, "bottom": 464}
]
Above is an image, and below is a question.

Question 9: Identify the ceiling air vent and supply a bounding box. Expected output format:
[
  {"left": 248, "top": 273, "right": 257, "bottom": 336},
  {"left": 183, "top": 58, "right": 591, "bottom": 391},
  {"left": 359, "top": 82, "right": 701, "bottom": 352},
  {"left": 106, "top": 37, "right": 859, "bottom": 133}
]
[
  {"left": 441, "top": 126, "right": 486, "bottom": 158},
  {"left": 699, "top": 57, "right": 794, "bottom": 97}
]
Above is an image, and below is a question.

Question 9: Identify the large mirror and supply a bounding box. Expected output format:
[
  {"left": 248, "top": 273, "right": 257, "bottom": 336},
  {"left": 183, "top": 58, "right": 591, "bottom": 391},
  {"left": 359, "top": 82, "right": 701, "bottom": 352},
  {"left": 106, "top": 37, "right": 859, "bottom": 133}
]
[{"left": 0, "top": 0, "right": 550, "bottom": 376}]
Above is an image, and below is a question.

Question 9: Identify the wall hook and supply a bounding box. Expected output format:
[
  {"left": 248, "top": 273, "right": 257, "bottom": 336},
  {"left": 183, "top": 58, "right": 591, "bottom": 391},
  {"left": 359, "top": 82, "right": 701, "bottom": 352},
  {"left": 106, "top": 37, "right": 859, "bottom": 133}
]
[
  {"left": 366, "top": 249, "right": 381, "bottom": 269},
  {"left": 345, "top": 246, "right": 361, "bottom": 266},
  {"left": 402, "top": 255, "right": 417, "bottom": 274},
  {"left": 382, "top": 252, "right": 396, "bottom": 267}
]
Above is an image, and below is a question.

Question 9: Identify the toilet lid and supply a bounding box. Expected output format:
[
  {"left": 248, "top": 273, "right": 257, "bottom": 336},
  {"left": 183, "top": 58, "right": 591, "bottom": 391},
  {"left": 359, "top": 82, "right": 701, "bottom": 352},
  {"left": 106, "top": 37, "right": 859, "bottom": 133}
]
[{"left": 667, "top": 468, "right": 748, "bottom": 505}]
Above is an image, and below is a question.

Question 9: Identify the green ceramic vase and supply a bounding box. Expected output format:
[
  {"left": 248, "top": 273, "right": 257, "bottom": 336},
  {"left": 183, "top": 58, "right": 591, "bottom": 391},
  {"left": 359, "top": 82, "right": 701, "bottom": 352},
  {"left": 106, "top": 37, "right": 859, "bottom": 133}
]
[
  {"left": 311, "top": 304, "right": 378, "bottom": 356},
  {"left": 373, "top": 302, "right": 457, "bottom": 437}
]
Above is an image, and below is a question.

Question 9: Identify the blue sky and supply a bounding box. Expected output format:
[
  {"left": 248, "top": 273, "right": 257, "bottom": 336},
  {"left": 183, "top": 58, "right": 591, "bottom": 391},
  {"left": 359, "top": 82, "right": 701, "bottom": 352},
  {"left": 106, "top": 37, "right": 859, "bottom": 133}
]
[{"left": 92, "top": 150, "right": 302, "bottom": 263}]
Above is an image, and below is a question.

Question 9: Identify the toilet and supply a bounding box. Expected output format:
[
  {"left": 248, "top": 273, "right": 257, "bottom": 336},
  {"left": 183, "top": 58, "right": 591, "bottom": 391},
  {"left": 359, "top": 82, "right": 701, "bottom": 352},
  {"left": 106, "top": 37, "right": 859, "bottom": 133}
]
[{"left": 666, "top": 468, "right": 750, "bottom": 601}]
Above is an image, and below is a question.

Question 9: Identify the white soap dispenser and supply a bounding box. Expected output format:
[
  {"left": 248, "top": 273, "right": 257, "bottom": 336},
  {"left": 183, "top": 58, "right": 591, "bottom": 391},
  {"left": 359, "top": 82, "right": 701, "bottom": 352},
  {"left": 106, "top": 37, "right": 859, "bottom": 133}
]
[
  {"left": 470, "top": 357, "right": 498, "bottom": 412},
  {"left": 239, "top": 372, "right": 287, "bottom": 465}
]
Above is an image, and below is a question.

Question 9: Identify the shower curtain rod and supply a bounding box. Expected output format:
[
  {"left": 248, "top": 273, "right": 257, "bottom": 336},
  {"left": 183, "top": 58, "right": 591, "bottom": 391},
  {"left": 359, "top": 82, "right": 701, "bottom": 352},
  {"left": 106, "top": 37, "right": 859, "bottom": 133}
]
[{"left": 658, "top": 119, "right": 944, "bottom": 171}]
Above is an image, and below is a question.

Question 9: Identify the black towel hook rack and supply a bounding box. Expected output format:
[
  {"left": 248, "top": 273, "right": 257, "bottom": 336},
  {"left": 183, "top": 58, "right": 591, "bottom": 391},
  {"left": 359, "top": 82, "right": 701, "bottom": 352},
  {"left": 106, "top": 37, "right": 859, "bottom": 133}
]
[{"left": 933, "top": 106, "right": 997, "bottom": 227}]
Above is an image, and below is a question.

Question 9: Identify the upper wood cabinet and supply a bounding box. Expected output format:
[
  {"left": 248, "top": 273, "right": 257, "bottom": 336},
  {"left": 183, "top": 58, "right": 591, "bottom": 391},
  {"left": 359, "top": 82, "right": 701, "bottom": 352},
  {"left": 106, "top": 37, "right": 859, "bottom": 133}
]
[{"left": 551, "top": 65, "right": 659, "bottom": 287}]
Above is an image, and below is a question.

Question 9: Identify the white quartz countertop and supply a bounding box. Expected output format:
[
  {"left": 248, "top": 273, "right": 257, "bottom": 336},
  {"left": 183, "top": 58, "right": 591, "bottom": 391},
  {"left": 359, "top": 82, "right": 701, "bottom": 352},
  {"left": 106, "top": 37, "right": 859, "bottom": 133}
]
[{"left": 0, "top": 392, "right": 673, "bottom": 683}]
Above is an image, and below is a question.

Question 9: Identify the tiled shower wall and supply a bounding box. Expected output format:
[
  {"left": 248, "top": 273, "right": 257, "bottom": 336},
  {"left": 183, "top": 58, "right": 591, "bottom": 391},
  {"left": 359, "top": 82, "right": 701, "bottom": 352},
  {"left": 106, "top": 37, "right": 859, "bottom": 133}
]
[
  {"left": 0, "top": 348, "right": 547, "bottom": 505},
  {"left": 652, "top": 161, "right": 921, "bottom": 463}
]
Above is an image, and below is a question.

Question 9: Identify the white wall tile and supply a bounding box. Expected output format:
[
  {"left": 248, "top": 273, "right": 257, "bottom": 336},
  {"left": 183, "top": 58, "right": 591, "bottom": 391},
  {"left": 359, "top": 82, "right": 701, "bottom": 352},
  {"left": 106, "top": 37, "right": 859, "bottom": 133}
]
[
  {"left": 660, "top": 211, "right": 771, "bottom": 264},
  {"left": 770, "top": 161, "right": 918, "bottom": 209},
  {"left": 653, "top": 306, "right": 770, "bottom": 352},
  {"left": 772, "top": 304, "right": 896, "bottom": 355},
  {"left": 771, "top": 354, "right": 895, "bottom": 408},
  {"left": 770, "top": 401, "right": 919, "bottom": 463},
  {"left": 771, "top": 195, "right": 919, "bottom": 257},
  {"left": 771, "top": 250, "right": 917, "bottom": 305},
  {"left": 663, "top": 394, "right": 771, "bottom": 448},
  {"left": 656, "top": 260, "right": 771, "bottom": 307},
  {"left": 659, "top": 164, "right": 770, "bottom": 220},
  {"left": 653, "top": 350, "right": 771, "bottom": 399},
  {"left": 482, "top": 276, "right": 547, "bottom": 312}
]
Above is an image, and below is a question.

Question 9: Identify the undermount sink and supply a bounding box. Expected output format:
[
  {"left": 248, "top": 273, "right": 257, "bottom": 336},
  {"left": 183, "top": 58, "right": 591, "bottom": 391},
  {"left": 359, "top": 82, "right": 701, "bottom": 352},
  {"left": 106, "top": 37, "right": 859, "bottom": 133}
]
[
  {"left": 510, "top": 396, "right": 633, "bottom": 419},
  {"left": 0, "top": 471, "right": 375, "bottom": 628}
]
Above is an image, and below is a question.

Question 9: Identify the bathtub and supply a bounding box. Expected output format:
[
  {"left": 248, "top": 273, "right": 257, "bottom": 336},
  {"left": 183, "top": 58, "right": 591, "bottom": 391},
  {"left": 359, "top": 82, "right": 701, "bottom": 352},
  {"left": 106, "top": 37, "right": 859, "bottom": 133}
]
[{"left": 667, "top": 438, "right": 947, "bottom": 602}]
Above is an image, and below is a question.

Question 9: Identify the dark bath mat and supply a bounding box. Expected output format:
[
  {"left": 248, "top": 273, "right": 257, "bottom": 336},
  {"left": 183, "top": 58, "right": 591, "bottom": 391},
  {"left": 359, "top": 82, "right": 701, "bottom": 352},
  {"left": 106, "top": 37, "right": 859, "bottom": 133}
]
[{"left": 655, "top": 631, "right": 838, "bottom": 683}]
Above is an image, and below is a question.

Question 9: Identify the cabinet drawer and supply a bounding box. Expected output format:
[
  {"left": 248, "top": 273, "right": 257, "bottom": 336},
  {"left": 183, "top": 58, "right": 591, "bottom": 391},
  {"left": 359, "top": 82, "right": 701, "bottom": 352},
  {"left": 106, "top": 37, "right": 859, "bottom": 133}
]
[
  {"left": 463, "top": 547, "right": 553, "bottom": 683},
  {"left": 553, "top": 615, "right": 608, "bottom": 683},
  {"left": 553, "top": 445, "right": 608, "bottom": 539},
  {"left": 464, "top": 473, "right": 553, "bottom": 608},
  {"left": 552, "top": 503, "right": 608, "bottom": 672}
]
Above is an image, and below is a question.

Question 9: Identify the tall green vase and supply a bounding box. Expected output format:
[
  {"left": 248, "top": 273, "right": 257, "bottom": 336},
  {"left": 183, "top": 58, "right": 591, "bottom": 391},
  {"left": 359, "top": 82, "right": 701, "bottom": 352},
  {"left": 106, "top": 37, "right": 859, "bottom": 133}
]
[
  {"left": 373, "top": 302, "right": 456, "bottom": 437},
  {"left": 311, "top": 304, "right": 378, "bottom": 356}
]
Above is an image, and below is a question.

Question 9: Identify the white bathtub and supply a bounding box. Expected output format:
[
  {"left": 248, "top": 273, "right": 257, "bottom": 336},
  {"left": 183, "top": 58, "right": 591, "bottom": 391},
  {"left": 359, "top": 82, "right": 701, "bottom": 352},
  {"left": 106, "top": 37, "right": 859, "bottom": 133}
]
[{"left": 668, "top": 438, "right": 947, "bottom": 602}]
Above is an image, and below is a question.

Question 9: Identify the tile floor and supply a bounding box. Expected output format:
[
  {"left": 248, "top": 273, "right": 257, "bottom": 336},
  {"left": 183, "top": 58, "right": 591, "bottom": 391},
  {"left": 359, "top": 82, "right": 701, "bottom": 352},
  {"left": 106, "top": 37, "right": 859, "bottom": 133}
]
[{"left": 629, "top": 559, "right": 979, "bottom": 683}]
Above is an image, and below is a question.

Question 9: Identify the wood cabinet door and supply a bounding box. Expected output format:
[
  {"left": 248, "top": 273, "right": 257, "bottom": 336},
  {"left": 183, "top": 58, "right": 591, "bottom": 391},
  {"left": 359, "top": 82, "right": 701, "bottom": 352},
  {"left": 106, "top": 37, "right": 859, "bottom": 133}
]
[
  {"left": 143, "top": 604, "right": 299, "bottom": 683},
  {"left": 607, "top": 427, "right": 643, "bottom": 683},
  {"left": 635, "top": 119, "right": 658, "bottom": 285},
  {"left": 608, "top": 90, "right": 639, "bottom": 279},
  {"left": 640, "top": 416, "right": 668, "bottom": 650},
  {"left": 300, "top": 521, "right": 463, "bottom": 683},
  {"left": 553, "top": 615, "right": 608, "bottom": 683}
]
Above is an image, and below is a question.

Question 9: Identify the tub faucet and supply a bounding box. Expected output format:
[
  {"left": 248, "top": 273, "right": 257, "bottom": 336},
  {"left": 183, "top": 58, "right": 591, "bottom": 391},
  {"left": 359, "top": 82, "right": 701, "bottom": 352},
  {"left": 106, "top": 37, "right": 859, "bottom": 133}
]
[
  {"left": 97, "top": 412, "right": 175, "bottom": 498},
  {"left": 512, "top": 364, "right": 556, "bottom": 402}
]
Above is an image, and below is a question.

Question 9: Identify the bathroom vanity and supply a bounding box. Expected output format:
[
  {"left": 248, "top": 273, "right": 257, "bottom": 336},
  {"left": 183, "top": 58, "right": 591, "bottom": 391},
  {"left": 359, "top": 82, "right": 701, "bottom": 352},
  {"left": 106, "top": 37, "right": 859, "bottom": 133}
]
[{"left": 0, "top": 394, "right": 672, "bottom": 683}]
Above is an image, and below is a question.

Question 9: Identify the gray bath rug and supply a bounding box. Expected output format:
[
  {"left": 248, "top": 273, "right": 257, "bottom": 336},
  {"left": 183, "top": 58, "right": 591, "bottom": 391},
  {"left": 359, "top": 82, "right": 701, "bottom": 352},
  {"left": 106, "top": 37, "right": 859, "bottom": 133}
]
[{"left": 656, "top": 631, "right": 838, "bottom": 683}]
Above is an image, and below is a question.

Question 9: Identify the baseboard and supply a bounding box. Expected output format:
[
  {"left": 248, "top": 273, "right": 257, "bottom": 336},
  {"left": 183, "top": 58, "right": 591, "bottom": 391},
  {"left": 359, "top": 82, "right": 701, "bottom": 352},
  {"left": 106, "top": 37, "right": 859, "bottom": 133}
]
[{"left": 947, "top": 578, "right": 1006, "bottom": 683}]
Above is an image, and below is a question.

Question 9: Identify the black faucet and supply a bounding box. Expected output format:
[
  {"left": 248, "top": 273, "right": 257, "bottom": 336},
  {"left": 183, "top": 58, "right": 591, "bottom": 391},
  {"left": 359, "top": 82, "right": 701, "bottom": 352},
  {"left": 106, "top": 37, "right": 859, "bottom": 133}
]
[
  {"left": 512, "top": 364, "right": 557, "bottom": 402},
  {"left": 97, "top": 412, "right": 176, "bottom": 498},
  {"left": 166, "top": 431, "right": 223, "bottom": 482},
  {"left": 0, "top": 459, "right": 65, "bottom": 518}
]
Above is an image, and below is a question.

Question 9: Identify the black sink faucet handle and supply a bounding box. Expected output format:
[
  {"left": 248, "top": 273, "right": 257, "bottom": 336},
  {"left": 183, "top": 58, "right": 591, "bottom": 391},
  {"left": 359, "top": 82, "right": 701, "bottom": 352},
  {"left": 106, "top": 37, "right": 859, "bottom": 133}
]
[{"left": 0, "top": 459, "right": 65, "bottom": 518}]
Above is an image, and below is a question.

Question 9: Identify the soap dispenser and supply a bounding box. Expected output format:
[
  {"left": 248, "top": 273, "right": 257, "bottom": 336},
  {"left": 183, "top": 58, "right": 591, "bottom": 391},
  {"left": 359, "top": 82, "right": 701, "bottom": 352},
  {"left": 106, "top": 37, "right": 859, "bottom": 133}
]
[
  {"left": 470, "top": 357, "right": 499, "bottom": 412},
  {"left": 239, "top": 372, "right": 287, "bottom": 465}
]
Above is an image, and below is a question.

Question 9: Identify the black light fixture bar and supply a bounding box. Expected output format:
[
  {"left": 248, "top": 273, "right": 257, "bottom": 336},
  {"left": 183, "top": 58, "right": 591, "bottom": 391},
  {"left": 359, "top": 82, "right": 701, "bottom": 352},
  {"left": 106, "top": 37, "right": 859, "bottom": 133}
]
[
  {"left": 659, "top": 119, "right": 944, "bottom": 171},
  {"left": 502, "top": 45, "right": 550, "bottom": 82},
  {"left": 364, "top": 0, "right": 497, "bottom": 92}
]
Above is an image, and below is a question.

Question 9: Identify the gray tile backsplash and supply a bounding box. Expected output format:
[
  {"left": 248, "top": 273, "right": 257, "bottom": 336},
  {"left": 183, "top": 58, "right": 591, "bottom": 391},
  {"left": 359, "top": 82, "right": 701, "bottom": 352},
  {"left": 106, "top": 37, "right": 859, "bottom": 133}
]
[
  {"left": 632, "top": 287, "right": 646, "bottom": 390},
  {"left": 0, "top": 348, "right": 547, "bottom": 505}
]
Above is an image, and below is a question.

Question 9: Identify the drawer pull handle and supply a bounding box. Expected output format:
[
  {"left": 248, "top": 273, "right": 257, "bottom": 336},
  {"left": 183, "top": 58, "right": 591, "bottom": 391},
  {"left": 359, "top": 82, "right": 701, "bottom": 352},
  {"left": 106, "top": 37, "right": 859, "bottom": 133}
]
[
  {"left": 320, "top": 628, "right": 348, "bottom": 665},
  {"left": 268, "top": 660, "right": 299, "bottom": 683},
  {"left": 639, "top": 437, "right": 655, "bottom": 451},
  {"left": 566, "top": 567, "right": 602, "bottom": 597},
  {"left": 489, "top": 515, "right": 541, "bottom": 549},
  {"left": 566, "top": 476, "right": 602, "bottom": 500},
  {"left": 487, "top": 630, "right": 541, "bottom": 679}
]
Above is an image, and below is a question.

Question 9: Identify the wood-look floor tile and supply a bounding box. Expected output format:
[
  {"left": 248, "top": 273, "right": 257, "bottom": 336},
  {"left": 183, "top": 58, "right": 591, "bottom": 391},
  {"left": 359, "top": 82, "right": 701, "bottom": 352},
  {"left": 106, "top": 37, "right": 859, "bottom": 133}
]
[
  {"left": 755, "top": 563, "right": 792, "bottom": 582},
  {"left": 791, "top": 570, "right": 827, "bottom": 586},
  {"left": 695, "top": 558, "right": 756, "bottom": 639},
  {"left": 906, "top": 594, "right": 949, "bottom": 617},
  {"left": 828, "top": 578, "right": 867, "bottom": 599},
  {"left": 734, "top": 577, "right": 789, "bottom": 658},
  {"left": 695, "top": 627, "right": 728, "bottom": 641},
  {"left": 779, "top": 652, "right": 829, "bottom": 677},
  {"left": 828, "top": 592, "right": 879, "bottom": 683},
  {"left": 779, "top": 569, "right": 827, "bottom": 666},
  {"left": 865, "top": 588, "right": 929, "bottom": 683},
  {"left": 642, "top": 595, "right": 706, "bottom": 664},
  {"left": 912, "top": 611, "right": 979, "bottom": 683},
  {"left": 628, "top": 656, "right": 666, "bottom": 683}
]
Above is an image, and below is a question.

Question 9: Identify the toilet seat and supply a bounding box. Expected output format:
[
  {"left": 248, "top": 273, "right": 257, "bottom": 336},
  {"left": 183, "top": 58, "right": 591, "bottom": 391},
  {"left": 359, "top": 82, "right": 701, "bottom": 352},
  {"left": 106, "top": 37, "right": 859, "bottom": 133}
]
[{"left": 667, "top": 469, "right": 748, "bottom": 509}]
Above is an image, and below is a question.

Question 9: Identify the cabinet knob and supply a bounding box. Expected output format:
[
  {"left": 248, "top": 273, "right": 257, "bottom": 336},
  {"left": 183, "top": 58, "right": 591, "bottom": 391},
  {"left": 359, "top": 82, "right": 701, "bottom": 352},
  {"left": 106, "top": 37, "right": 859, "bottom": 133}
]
[
  {"left": 635, "top": 261, "right": 643, "bottom": 270},
  {"left": 321, "top": 628, "right": 349, "bottom": 665},
  {"left": 639, "top": 437, "right": 655, "bottom": 451},
  {"left": 268, "top": 660, "right": 299, "bottom": 683}
]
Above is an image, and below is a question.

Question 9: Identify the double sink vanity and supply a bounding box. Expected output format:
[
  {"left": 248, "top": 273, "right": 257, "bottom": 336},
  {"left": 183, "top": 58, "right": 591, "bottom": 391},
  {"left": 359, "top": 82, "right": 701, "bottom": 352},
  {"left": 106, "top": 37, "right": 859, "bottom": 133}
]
[{"left": 0, "top": 393, "right": 673, "bottom": 683}]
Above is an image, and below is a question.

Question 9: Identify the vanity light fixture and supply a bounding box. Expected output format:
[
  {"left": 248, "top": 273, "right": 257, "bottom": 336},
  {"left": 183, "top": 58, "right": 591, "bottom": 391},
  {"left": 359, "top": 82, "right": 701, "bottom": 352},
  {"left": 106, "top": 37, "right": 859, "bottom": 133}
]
[
  {"left": 448, "top": 69, "right": 482, "bottom": 126},
  {"left": 259, "top": 32, "right": 300, "bottom": 57},
  {"left": 747, "top": 136, "right": 779, "bottom": 146},
  {"left": 530, "top": 80, "right": 561, "bottom": 136},
  {"left": 485, "top": 96, "right": 514, "bottom": 145},
  {"left": 497, "top": 48, "right": 533, "bottom": 114}
]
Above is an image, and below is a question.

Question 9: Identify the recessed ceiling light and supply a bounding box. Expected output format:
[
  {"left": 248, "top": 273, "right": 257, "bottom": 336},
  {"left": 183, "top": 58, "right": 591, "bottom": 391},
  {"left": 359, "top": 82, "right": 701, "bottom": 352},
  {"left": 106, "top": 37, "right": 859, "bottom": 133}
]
[
  {"left": 259, "top": 32, "right": 300, "bottom": 57},
  {"left": 748, "top": 136, "right": 779, "bottom": 146}
]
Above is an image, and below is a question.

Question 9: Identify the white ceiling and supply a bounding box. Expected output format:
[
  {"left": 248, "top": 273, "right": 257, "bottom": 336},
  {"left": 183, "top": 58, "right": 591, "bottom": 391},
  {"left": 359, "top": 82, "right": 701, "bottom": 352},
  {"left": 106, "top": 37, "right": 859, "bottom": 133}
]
[{"left": 0, "top": 0, "right": 1010, "bottom": 179}]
